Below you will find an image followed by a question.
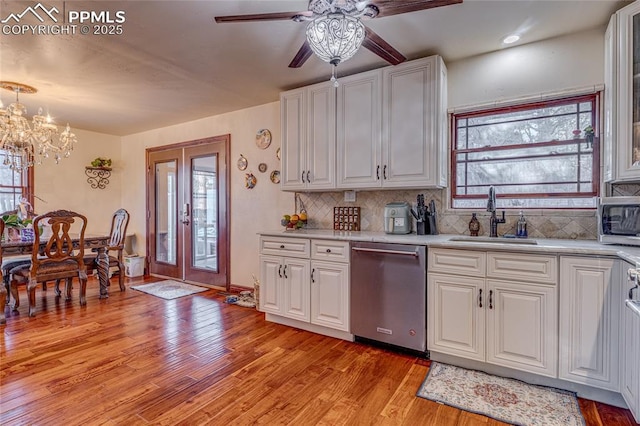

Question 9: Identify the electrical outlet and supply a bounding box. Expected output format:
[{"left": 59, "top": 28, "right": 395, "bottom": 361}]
[{"left": 344, "top": 190, "right": 356, "bottom": 202}]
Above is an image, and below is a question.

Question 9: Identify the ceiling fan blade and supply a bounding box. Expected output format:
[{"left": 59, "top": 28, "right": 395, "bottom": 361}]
[
  {"left": 289, "top": 41, "right": 313, "bottom": 68},
  {"left": 362, "top": 26, "right": 406, "bottom": 65},
  {"left": 214, "top": 11, "right": 312, "bottom": 23},
  {"left": 371, "top": 0, "right": 463, "bottom": 18}
]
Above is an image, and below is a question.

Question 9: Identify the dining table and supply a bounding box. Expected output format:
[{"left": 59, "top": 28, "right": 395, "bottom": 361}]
[{"left": 1, "top": 233, "right": 112, "bottom": 323}]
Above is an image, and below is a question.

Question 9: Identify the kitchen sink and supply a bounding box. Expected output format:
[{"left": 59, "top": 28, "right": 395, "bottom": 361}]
[{"left": 448, "top": 236, "right": 538, "bottom": 245}]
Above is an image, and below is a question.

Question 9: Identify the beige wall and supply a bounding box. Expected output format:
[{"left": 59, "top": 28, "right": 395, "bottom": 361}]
[
  {"left": 119, "top": 101, "right": 293, "bottom": 288},
  {"left": 33, "top": 127, "right": 122, "bottom": 235}
]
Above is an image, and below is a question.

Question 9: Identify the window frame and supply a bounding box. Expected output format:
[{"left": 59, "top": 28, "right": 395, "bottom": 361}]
[
  {"left": 450, "top": 93, "right": 600, "bottom": 210},
  {"left": 0, "top": 153, "right": 35, "bottom": 213}
]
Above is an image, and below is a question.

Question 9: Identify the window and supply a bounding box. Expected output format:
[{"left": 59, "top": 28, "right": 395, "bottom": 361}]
[
  {"left": 451, "top": 93, "right": 599, "bottom": 209},
  {"left": 0, "top": 152, "right": 34, "bottom": 213}
]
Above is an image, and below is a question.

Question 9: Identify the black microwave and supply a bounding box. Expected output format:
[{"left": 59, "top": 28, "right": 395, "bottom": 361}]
[{"left": 598, "top": 197, "right": 640, "bottom": 246}]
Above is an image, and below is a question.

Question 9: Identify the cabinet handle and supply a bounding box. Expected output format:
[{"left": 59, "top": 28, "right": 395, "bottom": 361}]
[
  {"left": 489, "top": 290, "right": 493, "bottom": 310},
  {"left": 301, "top": 171, "right": 306, "bottom": 183},
  {"left": 326, "top": 249, "right": 332, "bottom": 253},
  {"left": 280, "top": 244, "right": 285, "bottom": 249},
  {"left": 306, "top": 170, "right": 311, "bottom": 183},
  {"left": 630, "top": 285, "right": 639, "bottom": 300},
  {"left": 478, "top": 288, "right": 483, "bottom": 308},
  {"left": 283, "top": 265, "right": 288, "bottom": 279},
  {"left": 376, "top": 165, "right": 380, "bottom": 180},
  {"left": 311, "top": 268, "right": 315, "bottom": 283},
  {"left": 278, "top": 264, "right": 282, "bottom": 278},
  {"left": 383, "top": 165, "right": 387, "bottom": 179}
]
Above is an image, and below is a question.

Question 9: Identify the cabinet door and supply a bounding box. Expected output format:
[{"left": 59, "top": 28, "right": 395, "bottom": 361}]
[
  {"left": 307, "top": 82, "right": 336, "bottom": 189},
  {"left": 336, "top": 69, "right": 382, "bottom": 188},
  {"left": 559, "top": 257, "right": 619, "bottom": 390},
  {"left": 310, "top": 261, "right": 349, "bottom": 331},
  {"left": 281, "top": 88, "right": 306, "bottom": 190},
  {"left": 486, "top": 280, "right": 557, "bottom": 378},
  {"left": 608, "top": 1, "right": 640, "bottom": 181},
  {"left": 382, "top": 57, "right": 439, "bottom": 188},
  {"left": 428, "top": 272, "right": 484, "bottom": 361},
  {"left": 259, "top": 255, "right": 283, "bottom": 314},
  {"left": 282, "top": 258, "right": 310, "bottom": 322},
  {"left": 622, "top": 302, "right": 640, "bottom": 423}
]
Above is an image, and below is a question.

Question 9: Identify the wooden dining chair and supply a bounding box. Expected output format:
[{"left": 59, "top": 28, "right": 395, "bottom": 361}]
[
  {"left": 10, "top": 210, "right": 88, "bottom": 317},
  {"left": 84, "top": 208, "right": 130, "bottom": 291}
]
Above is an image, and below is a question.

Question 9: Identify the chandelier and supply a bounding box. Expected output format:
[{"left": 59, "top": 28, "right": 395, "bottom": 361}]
[
  {"left": 0, "top": 81, "right": 77, "bottom": 172},
  {"left": 303, "top": 1, "right": 375, "bottom": 86}
]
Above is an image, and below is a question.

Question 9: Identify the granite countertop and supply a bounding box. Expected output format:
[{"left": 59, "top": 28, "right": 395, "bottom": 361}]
[{"left": 258, "top": 229, "right": 640, "bottom": 264}]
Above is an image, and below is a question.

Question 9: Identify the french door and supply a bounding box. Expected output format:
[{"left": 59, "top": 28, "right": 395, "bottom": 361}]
[{"left": 146, "top": 135, "right": 229, "bottom": 289}]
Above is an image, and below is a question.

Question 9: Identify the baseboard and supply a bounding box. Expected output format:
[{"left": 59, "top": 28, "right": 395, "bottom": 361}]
[{"left": 265, "top": 313, "right": 354, "bottom": 342}]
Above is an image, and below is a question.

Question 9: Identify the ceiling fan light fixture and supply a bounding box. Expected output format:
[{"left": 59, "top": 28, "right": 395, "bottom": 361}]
[{"left": 305, "top": 13, "right": 365, "bottom": 66}]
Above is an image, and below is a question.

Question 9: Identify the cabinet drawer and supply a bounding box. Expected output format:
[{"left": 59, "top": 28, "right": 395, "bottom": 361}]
[
  {"left": 311, "top": 239, "right": 350, "bottom": 262},
  {"left": 260, "top": 236, "right": 310, "bottom": 258},
  {"left": 487, "top": 252, "right": 557, "bottom": 285},
  {"left": 428, "top": 248, "right": 485, "bottom": 277}
]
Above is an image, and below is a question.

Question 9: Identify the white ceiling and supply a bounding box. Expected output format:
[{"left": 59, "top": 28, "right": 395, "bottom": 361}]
[{"left": 0, "top": 0, "right": 631, "bottom": 136}]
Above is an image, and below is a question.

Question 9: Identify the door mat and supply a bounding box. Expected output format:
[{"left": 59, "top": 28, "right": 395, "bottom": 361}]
[
  {"left": 417, "top": 362, "right": 585, "bottom": 426},
  {"left": 131, "top": 280, "right": 208, "bottom": 300}
]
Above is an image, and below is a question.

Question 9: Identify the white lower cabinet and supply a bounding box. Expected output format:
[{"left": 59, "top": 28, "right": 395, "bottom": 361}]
[
  {"left": 259, "top": 236, "right": 350, "bottom": 335},
  {"left": 622, "top": 300, "right": 640, "bottom": 423},
  {"left": 559, "top": 257, "right": 620, "bottom": 391},
  {"left": 310, "top": 260, "right": 349, "bottom": 331},
  {"left": 428, "top": 249, "right": 558, "bottom": 377}
]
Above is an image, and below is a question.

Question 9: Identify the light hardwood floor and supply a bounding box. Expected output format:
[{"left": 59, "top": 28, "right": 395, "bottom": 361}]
[{"left": 1, "top": 276, "right": 637, "bottom": 425}]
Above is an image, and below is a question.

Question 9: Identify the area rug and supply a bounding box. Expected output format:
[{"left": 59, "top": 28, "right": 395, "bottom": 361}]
[
  {"left": 131, "top": 280, "right": 207, "bottom": 300},
  {"left": 417, "top": 362, "right": 585, "bottom": 426}
]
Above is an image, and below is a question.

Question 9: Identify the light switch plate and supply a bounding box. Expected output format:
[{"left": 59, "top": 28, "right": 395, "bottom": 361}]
[{"left": 344, "top": 190, "right": 356, "bottom": 202}]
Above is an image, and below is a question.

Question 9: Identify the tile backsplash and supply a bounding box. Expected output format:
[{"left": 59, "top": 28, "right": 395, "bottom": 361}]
[{"left": 297, "top": 189, "right": 599, "bottom": 240}]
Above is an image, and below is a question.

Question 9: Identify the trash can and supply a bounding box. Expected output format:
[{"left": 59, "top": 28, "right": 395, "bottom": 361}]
[{"left": 124, "top": 256, "right": 145, "bottom": 277}]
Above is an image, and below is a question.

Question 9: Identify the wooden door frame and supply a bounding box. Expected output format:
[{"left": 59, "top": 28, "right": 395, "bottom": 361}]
[{"left": 145, "top": 134, "right": 231, "bottom": 290}]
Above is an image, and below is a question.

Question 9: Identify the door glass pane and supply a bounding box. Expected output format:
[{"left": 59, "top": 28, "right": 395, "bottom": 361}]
[
  {"left": 192, "top": 155, "right": 217, "bottom": 271},
  {"left": 155, "top": 160, "right": 177, "bottom": 265}
]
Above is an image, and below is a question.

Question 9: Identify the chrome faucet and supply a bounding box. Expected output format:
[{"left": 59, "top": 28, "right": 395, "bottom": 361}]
[{"left": 487, "top": 186, "right": 505, "bottom": 237}]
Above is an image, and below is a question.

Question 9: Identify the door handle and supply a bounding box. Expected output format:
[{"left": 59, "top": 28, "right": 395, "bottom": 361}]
[
  {"left": 479, "top": 288, "right": 483, "bottom": 308},
  {"left": 489, "top": 290, "right": 493, "bottom": 310},
  {"left": 181, "top": 203, "right": 190, "bottom": 225}
]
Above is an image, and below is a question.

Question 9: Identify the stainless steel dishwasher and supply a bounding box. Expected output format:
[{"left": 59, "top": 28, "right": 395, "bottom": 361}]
[{"left": 350, "top": 241, "right": 427, "bottom": 352}]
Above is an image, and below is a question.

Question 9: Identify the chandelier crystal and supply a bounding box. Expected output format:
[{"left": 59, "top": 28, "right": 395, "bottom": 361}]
[{"left": 0, "top": 81, "right": 77, "bottom": 172}]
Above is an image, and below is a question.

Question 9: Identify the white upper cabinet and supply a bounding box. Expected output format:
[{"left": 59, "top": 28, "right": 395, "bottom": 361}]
[
  {"left": 381, "top": 56, "right": 447, "bottom": 188},
  {"left": 282, "top": 55, "right": 448, "bottom": 191},
  {"left": 604, "top": 1, "right": 640, "bottom": 182},
  {"left": 281, "top": 81, "right": 336, "bottom": 190},
  {"left": 336, "top": 69, "right": 383, "bottom": 188}
]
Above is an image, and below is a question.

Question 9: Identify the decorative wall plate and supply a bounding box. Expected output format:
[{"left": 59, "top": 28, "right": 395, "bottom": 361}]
[
  {"left": 245, "top": 173, "right": 257, "bottom": 189},
  {"left": 270, "top": 170, "right": 280, "bottom": 184},
  {"left": 258, "top": 163, "right": 268, "bottom": 173},
  {"left": 256, "top": 129, "right": 272, "bottom": 149},
  {"left": 276, "top": 147, "right": 281, "bottom": 160},
  {"left": 237, "top": 154, "right": 248, "bottom": 171}
]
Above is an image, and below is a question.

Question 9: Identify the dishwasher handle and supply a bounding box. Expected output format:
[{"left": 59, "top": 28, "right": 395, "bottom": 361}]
[{"left": 351, "top": 246, "right": 419, "bottom": 257}]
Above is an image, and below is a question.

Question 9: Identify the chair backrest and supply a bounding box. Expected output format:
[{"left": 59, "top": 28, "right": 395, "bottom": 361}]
[
  {"left": 31, "top": 210, "right": 87, "bottom": 271},
  {"left": 108, "top": 209, "right": 130, "bottom": 251}
]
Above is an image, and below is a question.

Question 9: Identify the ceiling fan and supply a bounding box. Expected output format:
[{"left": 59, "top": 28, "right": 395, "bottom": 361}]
[{"left": 215, "top": 0, "right": 463, "bottom": 69}]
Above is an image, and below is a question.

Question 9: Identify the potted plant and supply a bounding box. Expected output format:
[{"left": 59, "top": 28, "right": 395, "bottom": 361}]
[
  {"left": 1, "top": 213, "right": 32, "bottom": 241},
  {"left": 89, "top": 157, "right": 112, "bottom": 169}
]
